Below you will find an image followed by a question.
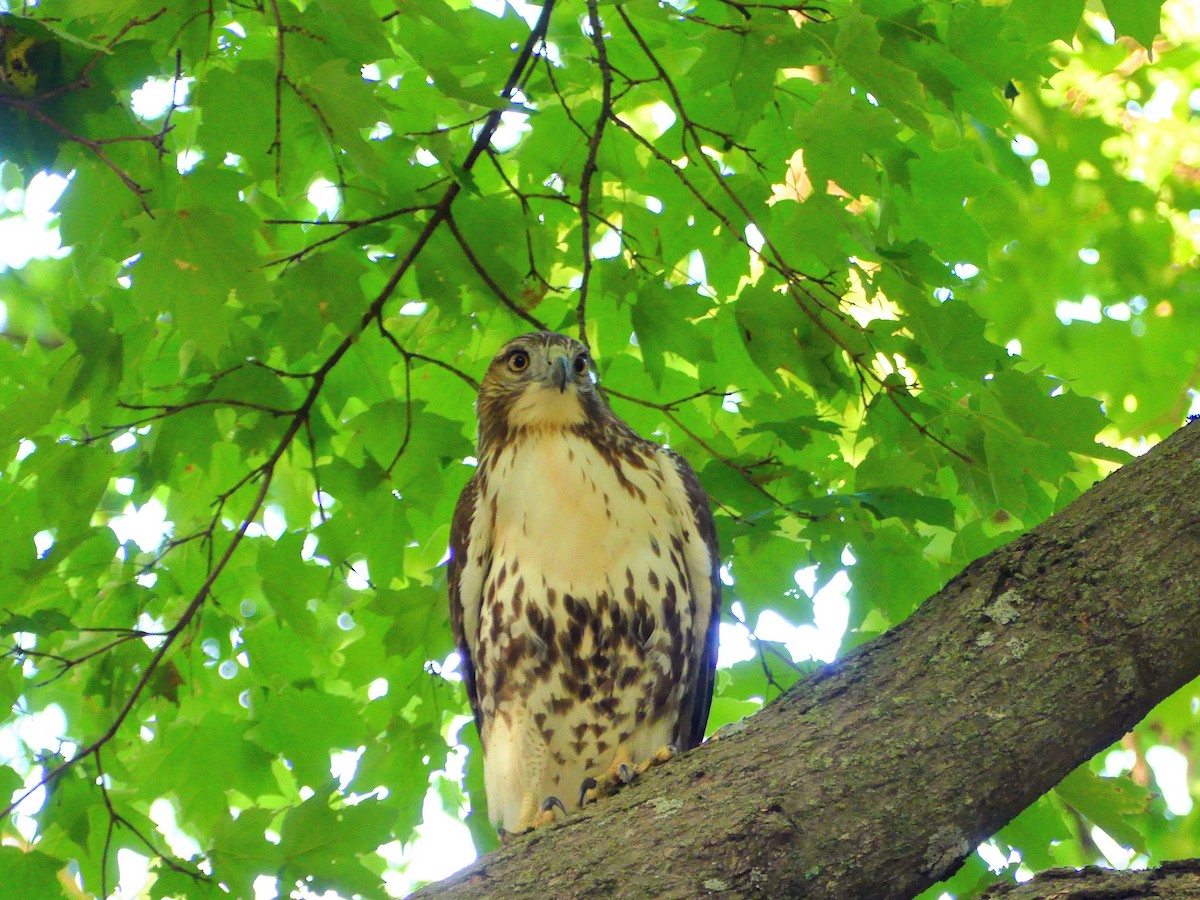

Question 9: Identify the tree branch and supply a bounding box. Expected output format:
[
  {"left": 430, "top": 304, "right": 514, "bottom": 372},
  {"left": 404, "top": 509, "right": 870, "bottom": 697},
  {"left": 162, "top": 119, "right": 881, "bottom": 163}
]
[
  {"left": 981, "top": 860, "right": 1200, "bottom": 899},
  {"left": 576, "top": 0, "right": 614, "bottom": 343},
  {"left": 412, "top": 417, "right": 1200, "bottom": 899}
]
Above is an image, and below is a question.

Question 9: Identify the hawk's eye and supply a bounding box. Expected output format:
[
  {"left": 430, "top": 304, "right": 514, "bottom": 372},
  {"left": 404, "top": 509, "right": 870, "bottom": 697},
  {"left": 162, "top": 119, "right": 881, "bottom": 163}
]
[
  {"left": 573, "top": 354, "right": 588, "bottom": 375},
  {"left": 507, "top": 350, "right": 530, "bottom": 373}
]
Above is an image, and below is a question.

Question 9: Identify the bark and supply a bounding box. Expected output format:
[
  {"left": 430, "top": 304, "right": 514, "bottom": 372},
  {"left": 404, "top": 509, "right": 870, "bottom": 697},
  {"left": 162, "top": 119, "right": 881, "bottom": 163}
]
[
  {"left": 980, "top": 860, "right": 1200, "bottom": 899},
  {"left": 412, "top": 419, "right": 1200, "bottom": 900}
]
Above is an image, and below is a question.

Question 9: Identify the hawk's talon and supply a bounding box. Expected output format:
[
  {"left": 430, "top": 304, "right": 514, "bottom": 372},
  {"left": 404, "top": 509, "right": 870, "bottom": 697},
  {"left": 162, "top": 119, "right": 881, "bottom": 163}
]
[
  {"left": 578, "top": 776, "right": 598, "bottom": 808},
  {"left": 580, "top": 744, "right": 680, "bottom": 808},
  {"left": 533, "top": 794, "right": 567, "bottom": 827}
]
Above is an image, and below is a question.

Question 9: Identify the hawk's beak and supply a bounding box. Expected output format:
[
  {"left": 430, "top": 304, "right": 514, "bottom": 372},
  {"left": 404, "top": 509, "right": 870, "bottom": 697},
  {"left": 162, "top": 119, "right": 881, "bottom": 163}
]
[{"left": 551, "top": 354, "right": 571, "bottom": 393}]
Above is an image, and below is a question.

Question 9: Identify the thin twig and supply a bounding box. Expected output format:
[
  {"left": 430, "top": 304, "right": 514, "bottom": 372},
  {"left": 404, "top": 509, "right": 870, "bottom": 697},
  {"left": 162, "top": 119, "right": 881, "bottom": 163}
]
[
  {"left": 96, "top": 753, "right": 207, "bottom": 889},
  {"left": 268, "top": 0, "right": 287, "bottom": 188},
  {"left": 577, "top": 0, "right": 615, "bottom": 343},
  {"left": 30, "top": 633, "right": 149, "bottom": 688},
  {"left": 444, "top": 214, "right": 548, "bottom": 331},
  {"left": 280, "top": 71, "right": 347, "bottom": 192},
  {"left": 402, "top": 113, "right": 491, "bottom": 138},
  {"left": 606, "top": 386, "right": 796, "bottom": 512},
  {"left": 263, "top": 206, "right": 438, "bottom": 268},
  {"left": 411, "top": 353, "right": 480, "bottom": 391},
  {"left": 1, "top": 100, "right": 152, "bottom": 211}
]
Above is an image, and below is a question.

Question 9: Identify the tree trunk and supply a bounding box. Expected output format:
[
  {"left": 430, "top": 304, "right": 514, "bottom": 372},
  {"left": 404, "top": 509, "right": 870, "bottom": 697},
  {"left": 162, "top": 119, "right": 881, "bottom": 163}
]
[{"left": 412, "top": 419, "right": 1200, "bottom": 899}]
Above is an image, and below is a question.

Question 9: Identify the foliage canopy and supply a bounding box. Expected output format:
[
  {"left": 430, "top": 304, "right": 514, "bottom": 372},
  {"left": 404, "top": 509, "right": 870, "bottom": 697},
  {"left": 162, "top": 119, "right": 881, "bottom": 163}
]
[{"left": 0, "top": 0, "right": 1197, "bottom": 896}]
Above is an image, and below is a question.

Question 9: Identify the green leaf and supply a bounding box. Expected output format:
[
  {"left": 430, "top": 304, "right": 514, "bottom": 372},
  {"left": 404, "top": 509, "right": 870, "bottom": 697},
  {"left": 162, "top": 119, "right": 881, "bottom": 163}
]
[
  {"left": 0, "top": 847, "right": 66, "bottom": 900},
  {"left": 631, "top": 281, "right": 712, "bottom": 387},
  {"left": 835, "top": 13, "right": 928, "bottom": 132},
  {"left": 1056, "top": 765, "right": 1151, "bottom": 852},
  {"left": 1010, "top": 0, "right": 1085, "bottom": 45},
  {"left": 0, "top": 608, "right": 76, "bottom": 636},
  {"left": 1101, "top": 0, "right": 1163, "bottom": 50},
  {"left": 140, "top": 710, "right": 276, "bottom": 834},
  {"left": 794, "top": 87, "right": 898, "bottom": 198},
  {"left": 246, "top": 687, "right": 369, "bottom": 786},
  {"left": 900, "top": 144, "right": 1003, "bottom": 262},
  {"left": 997, "top": 794, "right": 1074, "bottom": 870},
  {"left": 740, "top": 415, "right": 840, "bottom": 452},
  {"left": 271, "top": 250, "right": 369, "bottom": 359},
  {"left": 847, "top": 523, "right": 944, "bottom": 627},
  {"left": 988, "top": 371, "right": 1112, "bottom": 457},
  {"left": 276, "top": 792, "right": 395, "bottom": 896},
  {"left": 301, "top": 0, "right": 392, "bottom": 63},
  {"left": 258, "top": 533, "right": 333, "bottom": 637},
  {"left": 855, "top": 488, "right": 955, "bottom": 529},
  {"left": 130, "top": 208, "right": 269, "bottom": 363},
  {"left": 0, "top": 665, "right": 21, "bottom": 721}
]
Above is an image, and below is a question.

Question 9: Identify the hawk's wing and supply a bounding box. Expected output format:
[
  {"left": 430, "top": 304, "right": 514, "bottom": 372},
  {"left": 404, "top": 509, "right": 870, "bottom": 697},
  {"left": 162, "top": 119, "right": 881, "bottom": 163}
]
[
  {"left": 447, "top": 472, "right": 491, "bottom": 744},
  {"left": 664, "top": 449, "right": 722, "bottom": 751}
]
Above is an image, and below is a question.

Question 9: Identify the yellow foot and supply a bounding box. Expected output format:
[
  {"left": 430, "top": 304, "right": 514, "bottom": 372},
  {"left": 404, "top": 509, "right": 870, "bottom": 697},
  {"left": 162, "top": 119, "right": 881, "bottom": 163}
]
[
  {"left": 578, "top": 744, "right": 678, "bottom": 807},
  {"left": 636, "top": 743, "right": 677, "bottom": 776},
  {"left": 501, "top": 796, "right": 568, "bottom": 842}
]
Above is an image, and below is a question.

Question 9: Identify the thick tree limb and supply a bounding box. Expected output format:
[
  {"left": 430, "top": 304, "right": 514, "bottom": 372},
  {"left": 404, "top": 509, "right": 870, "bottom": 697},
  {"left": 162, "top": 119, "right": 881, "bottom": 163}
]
[
  {"left": 981, "top": 860, "right": 1200, "bottom": 899},
  {"left": 413, "top": 418, "right": 1200, "bottom": 899}
]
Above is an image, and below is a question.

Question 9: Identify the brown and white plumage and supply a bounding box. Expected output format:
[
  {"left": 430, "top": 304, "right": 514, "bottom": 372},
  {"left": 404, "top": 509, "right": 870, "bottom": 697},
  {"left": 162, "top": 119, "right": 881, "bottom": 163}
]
[{"left": 447, "top": 332, "right": 721, "bottom": 834}]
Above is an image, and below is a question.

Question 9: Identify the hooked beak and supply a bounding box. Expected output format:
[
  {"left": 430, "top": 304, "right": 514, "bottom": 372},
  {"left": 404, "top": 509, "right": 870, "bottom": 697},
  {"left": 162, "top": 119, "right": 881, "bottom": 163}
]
[{"left": 551, "top": 354, "right": 571, "bottom": 393}]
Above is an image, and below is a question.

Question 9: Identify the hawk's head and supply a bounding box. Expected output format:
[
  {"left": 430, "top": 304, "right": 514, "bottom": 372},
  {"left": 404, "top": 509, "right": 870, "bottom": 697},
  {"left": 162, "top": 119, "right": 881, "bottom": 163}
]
[{"left": 476, "top": 331, "right": 611, "bottom": 453}]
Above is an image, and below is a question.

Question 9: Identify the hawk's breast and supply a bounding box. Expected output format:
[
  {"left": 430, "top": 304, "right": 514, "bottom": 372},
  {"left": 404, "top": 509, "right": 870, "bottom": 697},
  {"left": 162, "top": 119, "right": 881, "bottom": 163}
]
[{"left": 491, "top": 431, "right": 675, "bottom": 591}]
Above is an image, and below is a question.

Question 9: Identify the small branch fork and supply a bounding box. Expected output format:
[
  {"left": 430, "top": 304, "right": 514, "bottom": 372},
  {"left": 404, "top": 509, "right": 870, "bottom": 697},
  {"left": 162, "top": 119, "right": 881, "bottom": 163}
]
[
  {"left": 4, "top": 631, "right": 156, "bottom": 689},
  {"left": 95, "top": 752, "right": 208, "bottom": 896},
  {"left": 726, "top": 604, "right": 809, "bottom": 697},
  {"left": 444, "top": 214, "right": 548, "bottom": 331},
  {"left": 265, "top": 0, "right": 347, "bottom": 193},
  {"left": 261, "top": 205, "right": 438, "bottom": 269},
  {"left": 1, "top": 0, "right": 558, "bottom": 827}
]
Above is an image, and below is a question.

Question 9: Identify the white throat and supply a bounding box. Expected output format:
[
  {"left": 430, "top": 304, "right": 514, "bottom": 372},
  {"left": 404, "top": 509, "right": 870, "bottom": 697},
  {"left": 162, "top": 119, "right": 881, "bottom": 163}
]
[{"left": 506, "top": 384, "right": 587, "bottom": 429}]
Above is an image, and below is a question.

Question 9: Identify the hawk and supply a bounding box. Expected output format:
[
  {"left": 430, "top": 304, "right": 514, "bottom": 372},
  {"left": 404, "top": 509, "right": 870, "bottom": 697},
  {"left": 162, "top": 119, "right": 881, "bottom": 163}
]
[{"left": 447, "top": 331, "right": 721, "bottom": 835}]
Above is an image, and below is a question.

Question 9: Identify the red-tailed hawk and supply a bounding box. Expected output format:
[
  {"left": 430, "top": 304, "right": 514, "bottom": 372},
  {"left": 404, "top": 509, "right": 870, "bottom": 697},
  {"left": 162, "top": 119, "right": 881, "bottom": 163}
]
[{"left": 447, "top": 331, "right": 721, "bottom": 835}]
